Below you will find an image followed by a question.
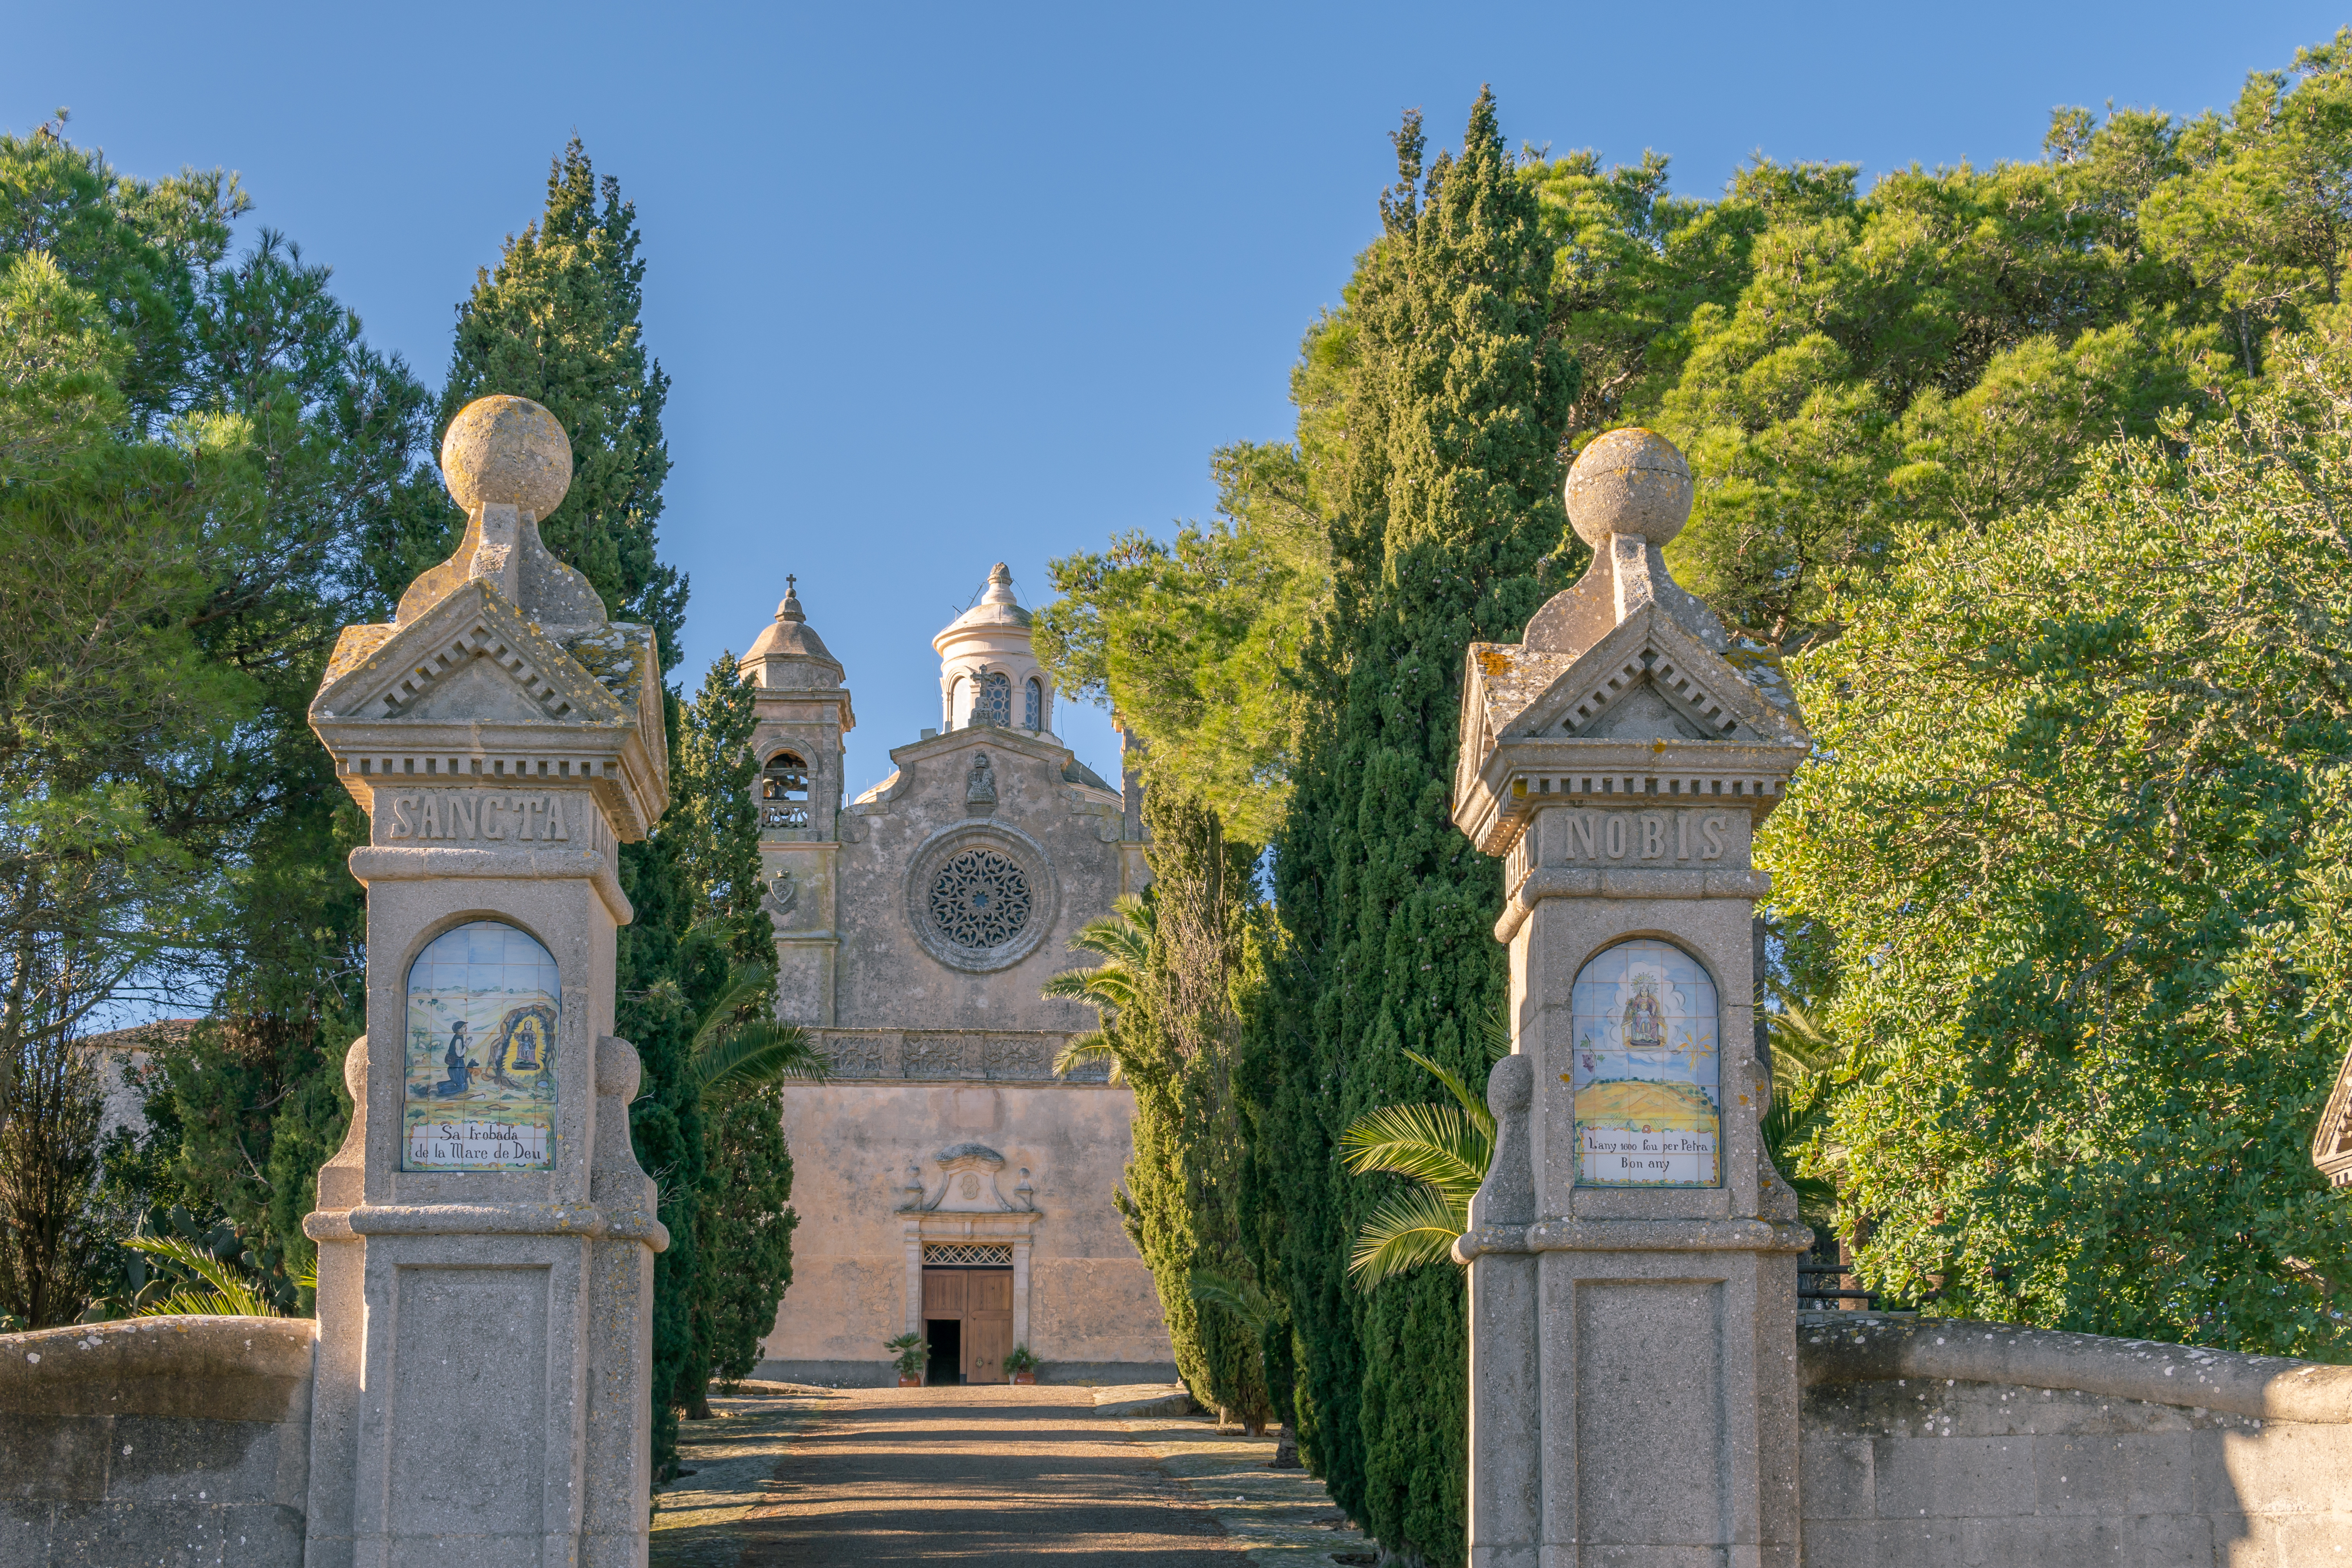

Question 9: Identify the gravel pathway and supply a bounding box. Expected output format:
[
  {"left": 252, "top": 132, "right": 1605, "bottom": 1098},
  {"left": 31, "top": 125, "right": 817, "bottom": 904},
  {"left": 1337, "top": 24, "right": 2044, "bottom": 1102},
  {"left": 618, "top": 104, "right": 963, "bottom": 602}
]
[
  {"left": 648, "top": 1382, "right": 1371, "bottom": 1568},
  {"left": 731, "top": 1384, "right": 1233, "bottom": 1565},
  {"left": 650, "top": 1387, "right": 834, "bottom": 1568}
]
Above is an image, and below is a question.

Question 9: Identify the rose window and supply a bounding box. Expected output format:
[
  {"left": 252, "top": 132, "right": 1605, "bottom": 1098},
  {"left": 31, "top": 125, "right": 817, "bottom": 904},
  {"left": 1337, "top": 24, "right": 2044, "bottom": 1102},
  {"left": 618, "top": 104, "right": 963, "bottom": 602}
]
[{"left": 929, "top": 849, "right": 1033, "bottom": 949}]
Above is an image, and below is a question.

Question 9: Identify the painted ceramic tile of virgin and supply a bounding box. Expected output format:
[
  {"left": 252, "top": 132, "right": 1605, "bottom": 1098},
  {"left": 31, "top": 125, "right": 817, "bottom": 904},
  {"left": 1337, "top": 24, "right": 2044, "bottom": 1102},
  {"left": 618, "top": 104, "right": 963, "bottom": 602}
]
[
  {"left": 401, "top": 920, "right": 560, "bottom": 1171},
  {"left": 1565, "top": 937, "right": 1720, "bottom": 1187}
]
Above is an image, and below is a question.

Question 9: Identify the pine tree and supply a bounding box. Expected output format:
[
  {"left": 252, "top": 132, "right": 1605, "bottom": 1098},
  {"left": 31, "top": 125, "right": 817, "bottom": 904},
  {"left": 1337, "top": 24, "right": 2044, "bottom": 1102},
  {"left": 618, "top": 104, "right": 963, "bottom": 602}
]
[
  {"left": 442, "top": 138, "right": 686, "bottom": 666},
  {"left": 1258, "top": 89, "right": 1574, "bottom": 1565},
  {"left": 0, "top": 124, "right": 448, "bottom": 1312}
]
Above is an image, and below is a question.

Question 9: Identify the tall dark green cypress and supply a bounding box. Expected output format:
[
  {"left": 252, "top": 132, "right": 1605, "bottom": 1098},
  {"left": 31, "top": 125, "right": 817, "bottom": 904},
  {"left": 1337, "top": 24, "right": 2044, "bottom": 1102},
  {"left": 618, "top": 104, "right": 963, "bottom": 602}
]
[
  {"left": 613, "top": 655, "right": 782, "bottom": 1469},
  {"left": 441, "top": 138, "right": 686, "bottom": 666},
  {"left": 1135, "top": 785, "right": 1274, "bottom": 1428},
  {"left": 670, "top": 656, "right": 796, "bottom": 1416},
  {"left": 443, "top": 142, "right": 713, "bottom": 1477},
  {"left": 611, "top": 730, "right": 701, "bottom": 1479},
  {"left": 1258, "top": 90, "right": 1575, "bottom": 1565}
]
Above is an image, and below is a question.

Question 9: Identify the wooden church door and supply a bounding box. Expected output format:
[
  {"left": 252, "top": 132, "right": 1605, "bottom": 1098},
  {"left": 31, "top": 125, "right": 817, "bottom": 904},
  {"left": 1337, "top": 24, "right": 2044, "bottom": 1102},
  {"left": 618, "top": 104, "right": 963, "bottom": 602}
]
[
  {"left": 965, "top": 1269, "right": 1013, "bottom": 1383},
  {"left": 921, "top": 1266, "right": 1015, "bottom": 1382}
]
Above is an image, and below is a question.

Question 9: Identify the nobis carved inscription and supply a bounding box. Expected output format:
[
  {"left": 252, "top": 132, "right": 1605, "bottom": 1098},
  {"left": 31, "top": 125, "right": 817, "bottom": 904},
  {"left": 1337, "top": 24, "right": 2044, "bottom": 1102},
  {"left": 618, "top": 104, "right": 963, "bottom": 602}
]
[{"left": 1547, "top": 808, "right": 1740, "bottom": 865}]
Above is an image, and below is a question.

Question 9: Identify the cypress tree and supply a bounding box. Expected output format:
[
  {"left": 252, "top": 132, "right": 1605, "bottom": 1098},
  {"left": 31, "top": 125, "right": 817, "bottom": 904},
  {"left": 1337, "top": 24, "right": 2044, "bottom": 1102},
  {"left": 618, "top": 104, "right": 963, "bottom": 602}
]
[
  {"left": 1260, "top": 89, "right": 1575, "bottom": 1565},
  {"left": 611, "top": 657, "right": 786, "bottom": 1469},
  {"left": 610, "top": 728, "right": 701, "bottom": 1477},
  {"left": 442, "top": 138, "right": 686, "bottom": 666},
  {"left": 1138, "top": 786, "right": 1272, "bottom": 1428},
  {"left": 1049, "top": 783, "right": 1272, "bottom": 1426},
  {"left": 670, "top": 656, "right": 797, "bottom": 1416},
  {"left": 439, "top": 143, "right": 729, "bottom": 1477}
]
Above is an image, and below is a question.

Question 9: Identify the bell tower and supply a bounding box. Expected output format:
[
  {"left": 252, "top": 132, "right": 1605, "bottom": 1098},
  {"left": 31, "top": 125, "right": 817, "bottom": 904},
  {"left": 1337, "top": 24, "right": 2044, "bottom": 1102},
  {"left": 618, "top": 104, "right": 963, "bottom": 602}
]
[{"left": 739, "top": 577, "right": 855, "bottom": 1025}]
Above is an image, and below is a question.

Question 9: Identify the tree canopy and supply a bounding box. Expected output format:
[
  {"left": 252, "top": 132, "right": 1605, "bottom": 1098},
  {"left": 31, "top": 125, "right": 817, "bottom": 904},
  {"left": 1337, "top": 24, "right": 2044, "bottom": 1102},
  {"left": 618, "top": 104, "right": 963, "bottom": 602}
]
[
  {"left": 1767, "top": 323, "right": 2352, "bottom": 1349},
  {"left": 1037, "top": 32, "right": 2352, "bottom": 1568}
]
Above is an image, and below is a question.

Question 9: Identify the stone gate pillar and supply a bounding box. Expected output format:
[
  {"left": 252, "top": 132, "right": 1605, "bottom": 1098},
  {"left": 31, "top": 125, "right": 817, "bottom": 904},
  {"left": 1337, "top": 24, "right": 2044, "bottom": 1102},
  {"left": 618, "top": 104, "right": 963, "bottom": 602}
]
[
  {"left": 1450, "top": 430, "right": 1815, "bottom": 1568},
  {"left": 299, "top": 396, "right": 672, "bottom": 1567}
]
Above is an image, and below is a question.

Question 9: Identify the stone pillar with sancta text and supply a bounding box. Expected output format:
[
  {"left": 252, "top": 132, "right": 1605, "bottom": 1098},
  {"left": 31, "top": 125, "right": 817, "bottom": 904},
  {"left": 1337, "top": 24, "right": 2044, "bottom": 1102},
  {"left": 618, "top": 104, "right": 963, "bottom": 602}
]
[
  {"left": 1451, "top": 429, "right": 1815, "bottom": 1568},
  {"left": 299, "top": 395, "right": 671, "bottom": 1567}
]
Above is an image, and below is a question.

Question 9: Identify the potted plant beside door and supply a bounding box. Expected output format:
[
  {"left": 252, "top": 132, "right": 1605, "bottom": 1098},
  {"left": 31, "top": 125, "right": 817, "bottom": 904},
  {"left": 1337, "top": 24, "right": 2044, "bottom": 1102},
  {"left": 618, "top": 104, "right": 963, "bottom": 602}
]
[
  {"left": 1004, "top": 1344, "right": 1039, "bottom": 1385},
  {"left": 887, "top": 1333, "right": 927, "bottom": 1388}
]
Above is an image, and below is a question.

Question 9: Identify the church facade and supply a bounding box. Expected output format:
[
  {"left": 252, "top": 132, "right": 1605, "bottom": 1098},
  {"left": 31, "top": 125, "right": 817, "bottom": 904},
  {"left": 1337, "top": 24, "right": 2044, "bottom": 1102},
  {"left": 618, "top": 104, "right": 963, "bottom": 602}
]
[{"left": 738, "top": 564, "right": 1175, "bottom": 1385}]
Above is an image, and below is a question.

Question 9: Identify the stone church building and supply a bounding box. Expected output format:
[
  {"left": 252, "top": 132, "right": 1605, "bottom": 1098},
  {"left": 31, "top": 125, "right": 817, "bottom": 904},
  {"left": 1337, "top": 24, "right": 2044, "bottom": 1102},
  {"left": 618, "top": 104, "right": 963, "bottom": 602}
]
[{"left": 737, "top": 564, "right": 1175, "bottom": 1385}]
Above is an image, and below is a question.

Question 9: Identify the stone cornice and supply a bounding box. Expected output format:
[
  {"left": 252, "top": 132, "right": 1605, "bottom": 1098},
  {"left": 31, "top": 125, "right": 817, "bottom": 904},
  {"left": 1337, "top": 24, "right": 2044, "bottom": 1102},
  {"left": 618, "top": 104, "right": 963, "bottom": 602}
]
[
  {"left": 346, "top": 844, "right": 633, "bottom": 924},
  {"left": 1492, "top": 865, "right": 1774, "bottom": 943},
  {"left": 1457, "top": 736, "right": 1811, "bottom": 858},
  {"left": 309, "top": 581, "right": 668, "bottom": 841},
  {"left": 1453, "top": 1216, "right": 1813, "bottom": 1261}
]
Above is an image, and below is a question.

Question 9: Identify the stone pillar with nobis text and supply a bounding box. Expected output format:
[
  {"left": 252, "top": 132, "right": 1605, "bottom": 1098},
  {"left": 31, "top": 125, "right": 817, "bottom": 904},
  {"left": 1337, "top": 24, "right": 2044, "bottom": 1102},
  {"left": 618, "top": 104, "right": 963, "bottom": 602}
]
[
  {"left": 298, "top": 394, "right": 672, "bottom": 1568},
  {"left": 1451, "top": 429, "right": 1815, "bottom": 1568}
]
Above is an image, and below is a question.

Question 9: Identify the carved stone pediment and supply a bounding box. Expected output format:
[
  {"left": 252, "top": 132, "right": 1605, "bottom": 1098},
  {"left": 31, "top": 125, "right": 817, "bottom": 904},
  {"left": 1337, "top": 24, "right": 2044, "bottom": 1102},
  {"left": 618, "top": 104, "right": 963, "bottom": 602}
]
[
  {"left": 316, "top": 580, "right": 633, "bottom": 727},
  {"left": 2315, "top": 1049, "right": 2352, "bottom": 1188},
  {"left": 309, "top": 580, "right": 669, "bottom": 840},
  {"left": 1450, "top": 440, "right": 1811, "bottom": 859},
  {"left": 1495, "top": 609, "right": 1803, "bottom": 748},
  {"left": 899, "top": 1142, "right": 1040, "bottom": 1214}
]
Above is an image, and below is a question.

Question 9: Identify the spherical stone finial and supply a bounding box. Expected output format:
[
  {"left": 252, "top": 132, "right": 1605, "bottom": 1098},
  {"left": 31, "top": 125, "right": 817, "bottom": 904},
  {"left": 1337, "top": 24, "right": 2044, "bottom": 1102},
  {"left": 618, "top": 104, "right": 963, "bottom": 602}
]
[
  {"left": 1565, "top": 427, "right": 1693, "bottom": 548},
  {"left": 440, "top": 394, "right": 573, "bottom": 521}
]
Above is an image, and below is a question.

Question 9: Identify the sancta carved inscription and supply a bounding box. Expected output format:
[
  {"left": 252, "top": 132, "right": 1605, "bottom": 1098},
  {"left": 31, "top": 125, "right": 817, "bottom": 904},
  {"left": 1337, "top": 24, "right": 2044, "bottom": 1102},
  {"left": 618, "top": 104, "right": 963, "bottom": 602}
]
[
  {"left": 1547, "top": 809, "right": 1739, "bottom": 865},
  {"left": 383, "top": 791, "right": 575, "bottom": 843}
]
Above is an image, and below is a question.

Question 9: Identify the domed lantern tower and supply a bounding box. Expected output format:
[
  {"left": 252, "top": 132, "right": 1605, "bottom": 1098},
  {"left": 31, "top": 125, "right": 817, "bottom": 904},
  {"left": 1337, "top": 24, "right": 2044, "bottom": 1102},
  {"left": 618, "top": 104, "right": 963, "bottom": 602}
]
[{"left": 933, "top": 562, "right": 1057, "bottom": 737}]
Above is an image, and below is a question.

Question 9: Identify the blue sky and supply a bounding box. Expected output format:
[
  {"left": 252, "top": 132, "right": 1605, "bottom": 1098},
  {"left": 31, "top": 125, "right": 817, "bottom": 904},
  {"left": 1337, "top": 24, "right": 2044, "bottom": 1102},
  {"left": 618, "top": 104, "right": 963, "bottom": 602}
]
[{"left": 3, "top": 1, "right": 2338, "bottom": 796}]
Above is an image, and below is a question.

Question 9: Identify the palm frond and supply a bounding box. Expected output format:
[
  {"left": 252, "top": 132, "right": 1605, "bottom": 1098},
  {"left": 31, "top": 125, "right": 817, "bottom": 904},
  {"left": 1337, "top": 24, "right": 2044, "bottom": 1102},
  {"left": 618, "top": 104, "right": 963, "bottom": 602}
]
[
  {"left": 124, "top": 1236, "right": 276, "bottom": 1318},
  {"left": 1338, "top": 1101, "right": 1487, "bottom": 1204},
  {"left": 1040, "top": 969, "right": 1096, "bottom": 1000},
  {"left": 1052, "top": 1030, "right": 1127, "bottom": 1083},
  {"left": 1066, "top": 896, "right": 1153, "bottom": 968},
  {"left": 690, "top": 965, "right": 776, "bottom": 1056},
  {"left": 691, "top": 1019, "right": 830, "bottom": 1094},
  {"left": 1475, "top": 1001, "right": 1512, "bottom": 1064},
  {"left": 1759, "top": 1004, "right": 1853, "bottom": 1226},
  {"left": 1043, "top": 965, "right": 1143, "bottom": 1014},
  {"left": 1767, "top": 1003, "right": 1835, "bottom": 1075},
  {"left": 1347, "top": 1185, "right": 1470, "bottom": 1287},
  {"left": 1403, "top": 1049, "right": 1496, "bottom": 1142},
  {"left": 1046, "top": 895, "right": 1155, "bottom": 1066},
  {"left": 669, "top": 918, "right": 747, "bottom": 984},
  {"left": 1189, "top": 1268, "right": 1278, "bottom": 1332}
]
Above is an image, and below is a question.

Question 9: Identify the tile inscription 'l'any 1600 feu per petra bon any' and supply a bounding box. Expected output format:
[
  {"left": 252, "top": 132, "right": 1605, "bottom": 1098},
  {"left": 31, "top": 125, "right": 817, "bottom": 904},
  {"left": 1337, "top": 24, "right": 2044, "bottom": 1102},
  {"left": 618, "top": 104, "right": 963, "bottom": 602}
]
[
  {"left": 402, "top": 920, "right": 560, "bottom": 1171},
  {"left": 1566, "top": 937, "right": 1721, "bottom": 1187}
]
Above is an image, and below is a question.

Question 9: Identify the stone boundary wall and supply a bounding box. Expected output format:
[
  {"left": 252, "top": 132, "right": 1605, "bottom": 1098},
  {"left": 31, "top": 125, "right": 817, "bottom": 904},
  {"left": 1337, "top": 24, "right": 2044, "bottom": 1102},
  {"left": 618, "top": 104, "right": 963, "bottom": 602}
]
[
  {"left": 0, "top": 1316, "right": 316, "bottom": 1568},
  {"left": 1799, "top": 1316, "right": 2352, "bottom": 1566}
]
